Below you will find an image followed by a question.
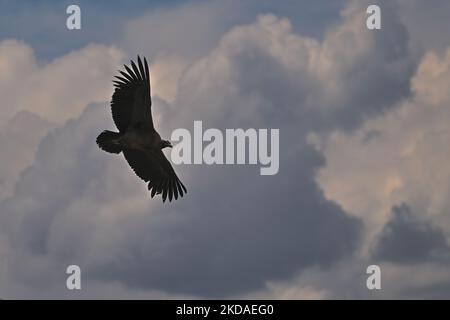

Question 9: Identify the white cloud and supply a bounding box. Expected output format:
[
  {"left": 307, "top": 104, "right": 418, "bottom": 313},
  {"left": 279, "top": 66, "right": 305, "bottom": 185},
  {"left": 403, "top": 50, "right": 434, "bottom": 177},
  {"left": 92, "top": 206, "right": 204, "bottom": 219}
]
[
  {"left": 1, "top": 0, "right": 449, "bottom": 299},
  {"left": 0, "top": 111, "right": 55, "bottom": 201},
  {"left": 317, "top": 48, "right": 450, "bottom": 258},
  {"left": 1, "top": 9, "right": 383, "bottom": 298},
  {"left": 0, "top": 40, "right": 125, "bottom": 208},
  {"left": 0, "top": 40, "right": 124, "bottom": 127}
]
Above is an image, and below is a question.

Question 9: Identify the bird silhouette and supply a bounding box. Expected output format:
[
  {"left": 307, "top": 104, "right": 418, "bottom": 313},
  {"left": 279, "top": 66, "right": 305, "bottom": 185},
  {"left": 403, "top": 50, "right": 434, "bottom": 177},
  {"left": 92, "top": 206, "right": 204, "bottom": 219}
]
[{"left": 96, "top": 56, "right": 186, "bottom": 202}]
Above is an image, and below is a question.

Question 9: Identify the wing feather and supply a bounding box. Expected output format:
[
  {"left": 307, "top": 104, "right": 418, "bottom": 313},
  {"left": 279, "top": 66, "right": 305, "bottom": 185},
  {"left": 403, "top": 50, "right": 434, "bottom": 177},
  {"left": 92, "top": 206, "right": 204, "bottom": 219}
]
[
  {"left": 131, "top": 60, "right": 142, "bottom": 81},
  {"left": 138, "top": 57, "right": 146, "bottom": 81},
  {"left": 123, "top": 148, "right": 187, "bottom": 202},
  {"left": 119, "top": 70, "right": 134, "bottom": 82},
  {"left": 111, "top": 56, "right": 153, "bottom": 133}
]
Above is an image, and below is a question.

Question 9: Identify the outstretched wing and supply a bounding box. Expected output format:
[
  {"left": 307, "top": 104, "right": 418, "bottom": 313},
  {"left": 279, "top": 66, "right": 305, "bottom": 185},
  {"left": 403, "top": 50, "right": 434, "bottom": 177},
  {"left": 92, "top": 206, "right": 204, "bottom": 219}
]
[
  {"left": 123, "top": 149, "right": 187, "bottom": 202},
  {"left": 111, "top": 56, "right": 153, "bottom": 132}
]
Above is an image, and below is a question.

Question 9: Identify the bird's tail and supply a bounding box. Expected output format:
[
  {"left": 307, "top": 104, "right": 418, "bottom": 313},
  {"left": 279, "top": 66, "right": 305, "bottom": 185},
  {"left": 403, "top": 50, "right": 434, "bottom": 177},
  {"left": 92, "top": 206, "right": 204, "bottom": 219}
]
[{"left": 96, "top": 130, "right": 122, "bottom": 154}]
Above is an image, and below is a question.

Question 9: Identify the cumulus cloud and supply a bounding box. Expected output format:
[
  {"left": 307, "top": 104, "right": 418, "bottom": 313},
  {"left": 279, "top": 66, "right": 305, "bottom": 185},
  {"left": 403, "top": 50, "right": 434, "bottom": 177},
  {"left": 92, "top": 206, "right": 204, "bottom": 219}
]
[
  {"left": 121, "top": 1, "right": 241, "bottom": 61},
  {"left": 1, "top": 0, "right": 449, "bottom": 299},
  {"left": 1, "top": 7, "right": 404, "bottom": 297},
  {"left": 396, "top": 0, "right": 450, "bottom": 55},
  {"left": 0, "top": 111, "right": 55, "bottom": 201},
  {"left": 159, "top": 1, "right": 416, "bottom": 135},
  {"left": 317, "top": 46, "right": 450, "bottom": 248},
  {"left": 0, "top": 86, "right": 360, "bottom": 298},
  {"left": 119, "top": 1, "right": 247, "bottom": 104},
  {"left": 0, "top": 40, "right": 124, "bottom": 127},
  {"left": 316, "top": 28, "right": 450, "bottom": 298},
  {"left": 0, "top": 39, "right": 125, "bottom": 229},
  {"left": 372, "top": 204, "right": 450, "bottom": 264}
]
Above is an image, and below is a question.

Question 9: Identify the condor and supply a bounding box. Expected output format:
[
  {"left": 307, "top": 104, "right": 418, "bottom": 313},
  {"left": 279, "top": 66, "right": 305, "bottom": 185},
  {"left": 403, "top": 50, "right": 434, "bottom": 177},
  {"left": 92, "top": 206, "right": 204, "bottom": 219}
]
[{"left": 96, "top": 56, "right": 186, "bottom": 202}]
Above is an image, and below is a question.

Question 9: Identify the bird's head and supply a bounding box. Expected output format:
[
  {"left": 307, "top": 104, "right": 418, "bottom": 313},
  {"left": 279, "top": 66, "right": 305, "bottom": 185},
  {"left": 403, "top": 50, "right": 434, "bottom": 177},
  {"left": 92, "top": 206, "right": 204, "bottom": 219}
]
[{"left": 161, "top": 140, "right": 173, "bottom": 149}]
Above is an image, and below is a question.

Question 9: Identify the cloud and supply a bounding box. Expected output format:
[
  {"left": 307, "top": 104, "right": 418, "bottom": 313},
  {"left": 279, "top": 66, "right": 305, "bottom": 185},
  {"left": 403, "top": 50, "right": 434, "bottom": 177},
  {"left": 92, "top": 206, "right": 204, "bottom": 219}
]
[
  {"left": 0, "top": 39, "right": 125, "bottom": 226},
  {"left": 0, "top": 39, "right": 124, "bottom": 127},
  {"left": 395, "top": 0, "right": 450, "bottom": 54},
  {"left": 0, "top": 101, "right": 361, "bottom": 298},
  {"left": 1, "top": 0, "right": 449, "bottom": 299},
  {"left": 317, "top": 46, "right": 450, "bottom": 249},
  {"left": 119, "top": 1, "right": 250, "bottom": 104},
  {"left": 412, "top": 49, "right": 450, "bottom": 105},
  {"left": 163, "top": 2, "right": 416, "bottom": 134},
  {"left": 0, "top": 9, "right": 394, "bottom": 297},
  {"left": 309, "top": 0, "right": 415, "bottom": 129},
  {"left": 0, "top": 111, "right": 55, "bottom": 201},
  {"left": 315, "top": 35, "right": 450, "bottom": 298},
  {"left": 372, "top": 204, "right": 450, "bottom": 264},
  {"left": 240, "top": 281, "right": 328, "bottom": 300},
  {"left": 121, "top": 1, "right": 242, "bottom": 61}
]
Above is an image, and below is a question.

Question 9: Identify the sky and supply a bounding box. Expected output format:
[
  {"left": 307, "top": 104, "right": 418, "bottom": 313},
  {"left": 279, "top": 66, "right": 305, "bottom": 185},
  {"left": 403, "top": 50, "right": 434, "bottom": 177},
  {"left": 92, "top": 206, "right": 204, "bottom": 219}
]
[{"left": 0, "top": 0, "right": 450, "bottom": 299}]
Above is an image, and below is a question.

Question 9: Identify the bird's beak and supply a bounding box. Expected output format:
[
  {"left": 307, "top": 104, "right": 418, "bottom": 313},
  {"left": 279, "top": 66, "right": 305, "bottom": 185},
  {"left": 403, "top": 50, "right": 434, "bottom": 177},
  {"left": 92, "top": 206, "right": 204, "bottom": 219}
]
[{"left": 168, "top": 142, "right": 173, "bottom": 148}]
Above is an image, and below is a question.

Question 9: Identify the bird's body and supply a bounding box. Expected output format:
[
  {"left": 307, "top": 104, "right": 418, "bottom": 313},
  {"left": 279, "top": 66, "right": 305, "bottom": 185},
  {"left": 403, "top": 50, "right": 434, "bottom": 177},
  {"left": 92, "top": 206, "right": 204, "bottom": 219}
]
[
  {"left": 119, "top": 126, "right": 160, "bottom": 150},
  {"left": 96, "top": 56, "right": 186, "bottom": 202}
]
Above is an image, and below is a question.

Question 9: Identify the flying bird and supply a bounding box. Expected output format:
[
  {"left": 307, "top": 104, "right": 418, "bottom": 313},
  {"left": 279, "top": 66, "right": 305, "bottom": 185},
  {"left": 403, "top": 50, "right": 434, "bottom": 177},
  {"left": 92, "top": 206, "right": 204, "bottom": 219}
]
[{"left": 96, "top": 56, "right": 187, "bottom": 202}]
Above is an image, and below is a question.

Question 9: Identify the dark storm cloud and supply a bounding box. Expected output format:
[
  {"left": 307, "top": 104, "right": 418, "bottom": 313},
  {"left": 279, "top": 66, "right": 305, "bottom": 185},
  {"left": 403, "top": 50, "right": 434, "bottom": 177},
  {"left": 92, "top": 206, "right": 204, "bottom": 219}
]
[
  {"left": 396, "top": 0, "right": 450, "bottom": 54},
  {"left": 90, "top": 132, "right": 361, "bottom": 296},
  {"left": 400, "top": 282, "right": 450, "bottom": 300},
  {"left": 0, "top": 98, "right": 361, "bottom": 297},
  {"left": 372, "top": 204, "right": 450, "bottom": 264},
  {"left": 315, "top": 0, "right": 416, "bottom": 131}
]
